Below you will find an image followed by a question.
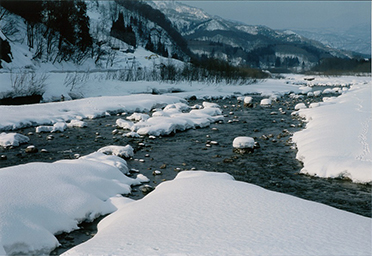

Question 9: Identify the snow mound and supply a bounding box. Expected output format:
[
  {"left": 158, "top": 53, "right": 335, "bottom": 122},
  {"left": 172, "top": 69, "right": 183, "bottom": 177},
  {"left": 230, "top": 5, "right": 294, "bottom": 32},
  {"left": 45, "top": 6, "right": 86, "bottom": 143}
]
[
  {"left": 36, "top": 122, "right": 67, "bottom": 133},
  {"left": 0, "top": 132, "right": 29, "bottom": 147},
  {"left": 62, "top": 171, "right": 371, "bottom": 256},
  {"left": 244, "top": 96, "right": 253, "bottom": 104},
  {"left": 116, "top": 118, "right": 134, "bottom": 130},
  {"left": 67, "top": 119, "right": 87, "bottom": 128},
  {"left": 294, "top": 103, "right": 307, "bottom": 110},
  {"left": 130, "top": 101, "right": 224, "bottom": 137},
  {"left": 97, "top": 145, "right": 134, "bottom": 159},
  {"left": 260, "top": 98, "right": 272, "bottom": 106},
  {"left": 0, "top": 152, "right": 141, "bottom": 255}
]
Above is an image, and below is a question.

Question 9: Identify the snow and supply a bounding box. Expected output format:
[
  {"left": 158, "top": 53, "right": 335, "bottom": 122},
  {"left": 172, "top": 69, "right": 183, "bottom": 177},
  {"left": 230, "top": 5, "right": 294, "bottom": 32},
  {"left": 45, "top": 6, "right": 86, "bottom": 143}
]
[
  {"left": 62, "top": 171, "right": 371, "bottom": 256},
  {"left": 97, "top": 145, "right": 134, "bottom": 159},
  {"left": 232, "top": 136, "right": 255, "bottom": 148},
  {"left": 244, "top": 96, "right": 253, "bottom": 104},
  {"left": 0, "top": 71, "right": 371, "bottom": 254},
  {"left": 294, "top": 102, "right": 307, "bottom": 110},
  {"left": 0, "top": 132, "right": 29, "bottom": 147},
  {"left": 260, "top": 98, "right": 272, "bottom": 106},
  {"left": 35, "top": 121, "right": 67, "bottom": 133},
  {"left": 0, "top": 94, "right": 182, "bottom": 131},
  {"left": 292, "top": 82, "right": 372, "bottom": 183},
  {"left": 0, "top": 149, "right": 144, "bottom": 255},
  {"left": 67, "top": 119, "right": 87, "bottom": 128}
]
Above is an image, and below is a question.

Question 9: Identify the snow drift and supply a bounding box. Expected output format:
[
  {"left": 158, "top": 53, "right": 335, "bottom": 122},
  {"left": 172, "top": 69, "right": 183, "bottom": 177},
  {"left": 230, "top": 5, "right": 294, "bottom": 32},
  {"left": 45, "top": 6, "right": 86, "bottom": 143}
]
[
  {"left": 62, "top": 171, "right": 371, "bottom": 256},
  {"left": 292, "top": 83, "right": 372, "bottom": 183}
]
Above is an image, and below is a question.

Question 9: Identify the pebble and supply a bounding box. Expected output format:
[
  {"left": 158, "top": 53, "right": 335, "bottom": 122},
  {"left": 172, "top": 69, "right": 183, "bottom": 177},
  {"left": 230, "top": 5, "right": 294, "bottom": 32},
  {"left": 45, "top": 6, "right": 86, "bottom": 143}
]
[
  {"left": 25, "top": 145, "right": 38, "bottom": 153},
  {"left": 0, "top": 155, "right": 7, "bottom": 160},
  {"left": 152, "top": 170, "right": 162, "bottom": 175},
  {"left": 140, "top": 184, "right": 154, "bottom": 195}
]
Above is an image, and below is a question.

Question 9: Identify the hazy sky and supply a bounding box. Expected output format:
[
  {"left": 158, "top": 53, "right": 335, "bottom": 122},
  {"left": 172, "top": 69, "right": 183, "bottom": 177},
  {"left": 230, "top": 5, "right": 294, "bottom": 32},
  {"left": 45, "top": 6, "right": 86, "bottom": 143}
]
[{"left": 178, "top": 1, "right": 371, "bottom": 31}]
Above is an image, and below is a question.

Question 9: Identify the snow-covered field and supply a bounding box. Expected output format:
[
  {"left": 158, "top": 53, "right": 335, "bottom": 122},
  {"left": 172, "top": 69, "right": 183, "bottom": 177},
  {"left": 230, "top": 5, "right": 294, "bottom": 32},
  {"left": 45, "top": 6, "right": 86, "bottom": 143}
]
[{"left": 0, "top": 74, "right": 371, "bottom": 255}]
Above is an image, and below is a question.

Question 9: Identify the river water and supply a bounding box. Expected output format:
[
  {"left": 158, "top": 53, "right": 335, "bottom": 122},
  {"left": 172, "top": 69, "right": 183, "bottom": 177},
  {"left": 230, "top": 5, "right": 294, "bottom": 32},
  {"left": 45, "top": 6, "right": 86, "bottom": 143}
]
[{"left": 0, "top": 90, "right": 370, "bottom": 255}]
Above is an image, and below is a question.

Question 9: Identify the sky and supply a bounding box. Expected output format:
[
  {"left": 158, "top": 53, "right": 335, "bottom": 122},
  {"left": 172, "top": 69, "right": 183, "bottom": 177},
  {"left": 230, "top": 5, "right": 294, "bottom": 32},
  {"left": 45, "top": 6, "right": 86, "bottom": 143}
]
[{"left": 178, "top": 1, "right": 371, "bottom": 31}]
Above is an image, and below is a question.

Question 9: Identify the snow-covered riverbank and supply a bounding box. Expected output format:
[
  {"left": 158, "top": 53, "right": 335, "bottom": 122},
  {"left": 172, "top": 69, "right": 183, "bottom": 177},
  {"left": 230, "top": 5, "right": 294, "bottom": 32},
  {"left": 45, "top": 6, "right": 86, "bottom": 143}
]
[
  {"left": 0, "top": 74, "right": 371, "bottom": 255},
  {"left": 293, "top": 82, "right": 372, "bottom": 183}
]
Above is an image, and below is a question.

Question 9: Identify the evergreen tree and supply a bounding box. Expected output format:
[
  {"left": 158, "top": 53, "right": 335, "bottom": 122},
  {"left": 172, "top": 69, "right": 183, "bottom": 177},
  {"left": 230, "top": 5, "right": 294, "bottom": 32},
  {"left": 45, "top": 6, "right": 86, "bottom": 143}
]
[{"left": 74, "top": 0, "right": 92, "bottom": 52}]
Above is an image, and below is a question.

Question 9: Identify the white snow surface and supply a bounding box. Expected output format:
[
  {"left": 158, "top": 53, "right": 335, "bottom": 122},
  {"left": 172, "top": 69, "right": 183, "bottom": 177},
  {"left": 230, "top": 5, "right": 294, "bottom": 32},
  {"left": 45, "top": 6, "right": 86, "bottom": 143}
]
[
  {"left": 0, "top": 150, "right": 141, "bottom": 255},
  {"left": 62, "top": 171, "right": 371, "bottom": 256},
  {"left": 292, "top": 82, "right": 372, "bottom": 183},
  {"left": 130, "top": 101, "right": 223, "bottom": 136},
  {"left": 233, "top": 136, "right": 255, "bottom": 148},
  {"left": 0, "top": 132, "right": 29, "bottom": 147},
  {"left": 0, "top": 94, "right": 182, "bottom": 131},
  {"left": 97, "top": 145, "right": 134, "bottom": 159},
  {"left": 0, "top": 74, "right": 371, "bottom": 254}
]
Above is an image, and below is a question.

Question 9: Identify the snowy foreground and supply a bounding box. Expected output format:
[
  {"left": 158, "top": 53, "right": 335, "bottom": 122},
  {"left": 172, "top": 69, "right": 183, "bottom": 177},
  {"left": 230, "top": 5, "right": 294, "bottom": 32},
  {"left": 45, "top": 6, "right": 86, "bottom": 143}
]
[
  {"left": 0, "top": 153, "right": 370, "bottom": 255},
  {"left": 63, "top": 171, "right": 370, "bottom": 256},
  {"left": 0, "top": 75, "right": 371, "bottom": 255}
]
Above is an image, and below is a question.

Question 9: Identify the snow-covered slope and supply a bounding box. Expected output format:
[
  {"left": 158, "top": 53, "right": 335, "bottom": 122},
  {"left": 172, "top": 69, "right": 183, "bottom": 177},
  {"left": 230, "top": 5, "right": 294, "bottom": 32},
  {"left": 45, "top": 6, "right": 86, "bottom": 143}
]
[
  {"left": 150, "top": 1, "right": 358, "bottom": 69},
  {"left": 294, "top": 23, "right": 371, "bottom": 57},
  {"left": 0, "top": 1, "right": 186, "bottom": 71}
]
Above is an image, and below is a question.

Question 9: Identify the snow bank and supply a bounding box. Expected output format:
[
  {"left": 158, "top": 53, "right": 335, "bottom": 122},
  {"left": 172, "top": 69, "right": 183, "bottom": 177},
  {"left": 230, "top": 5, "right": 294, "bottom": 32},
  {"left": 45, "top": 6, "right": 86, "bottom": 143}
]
[
  {"left": 0, "top": 132, "right": 29, "bottom": 147},
  {"left": 0, "top": 149, "right": 144, "bottom": 255},
  {"left": 63, "top": 171, "right": 371, "bottom": 256},
  {"left": 0, "top": 94, "right": 182, "bottom": 131},
  {"left": 292, "top": 83, "right": 372, "bottom": 183}
]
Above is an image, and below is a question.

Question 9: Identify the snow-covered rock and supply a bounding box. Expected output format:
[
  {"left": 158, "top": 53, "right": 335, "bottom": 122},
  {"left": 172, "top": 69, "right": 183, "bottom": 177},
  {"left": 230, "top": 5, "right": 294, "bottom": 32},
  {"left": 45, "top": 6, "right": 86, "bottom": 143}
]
[
  {"left": 243, "top": 96, "right": 253, "bottom": 106},
  {"left": 260, "top": 98, "right": 272, "bottom": 106},
  {"left": 67, "top": 119, "right": 87, "bottom": 128},
  {"left": 126, "top": 113, "right": 150, "bottom": 122},
  {"left": 116, "top": 118, "right": 134, "bottom": 130},
  {"left": 35, "top": 122, "right": 67, "bottom": 133},
  {"left": 0, "top": 132, "right": 29, "bottom": 147},
  {"left": 233, "top": 136, "right": 255, "bottom": 149},
  {"left": 97, "top": 145, "right": 134, "bottom": 159},
  {"left": 294, "top": 103, "right": 307, "bottom": 110}
]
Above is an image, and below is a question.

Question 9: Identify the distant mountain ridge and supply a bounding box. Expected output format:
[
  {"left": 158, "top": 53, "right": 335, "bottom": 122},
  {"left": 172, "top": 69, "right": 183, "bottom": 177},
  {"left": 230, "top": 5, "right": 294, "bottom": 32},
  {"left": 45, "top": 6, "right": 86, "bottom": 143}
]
[
  {"left": 149, "top": 1, "right": 366, "bottom": 72},
  {"left": 293, "top": 23, "right": 371, "bottom": 57},
  {"left": 0, "top": 0, "right": 368, "bottom": 73}
]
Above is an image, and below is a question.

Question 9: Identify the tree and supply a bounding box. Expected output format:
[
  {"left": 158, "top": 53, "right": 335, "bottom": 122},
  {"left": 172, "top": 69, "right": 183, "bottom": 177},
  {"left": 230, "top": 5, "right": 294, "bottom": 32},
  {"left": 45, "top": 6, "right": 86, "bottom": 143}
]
[
  {"left": 111, "top": 12, "right": 136, "bottom": 47},
  {"left": 74, "top": 0, "right": 92, "bottom": 52}
]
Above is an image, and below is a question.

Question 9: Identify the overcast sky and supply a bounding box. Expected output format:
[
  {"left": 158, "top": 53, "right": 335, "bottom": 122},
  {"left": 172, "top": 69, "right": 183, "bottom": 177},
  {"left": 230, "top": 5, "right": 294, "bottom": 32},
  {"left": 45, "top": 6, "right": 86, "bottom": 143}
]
[{"left": 178, "top": 1, "right": 371, "bottom": 31}]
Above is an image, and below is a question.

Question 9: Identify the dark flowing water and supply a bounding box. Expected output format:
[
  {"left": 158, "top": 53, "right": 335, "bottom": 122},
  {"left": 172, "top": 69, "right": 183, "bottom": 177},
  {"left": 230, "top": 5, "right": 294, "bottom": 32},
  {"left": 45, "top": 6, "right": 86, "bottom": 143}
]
[{"left": 0, "top": 92, "right": 370, "bottom": 255}]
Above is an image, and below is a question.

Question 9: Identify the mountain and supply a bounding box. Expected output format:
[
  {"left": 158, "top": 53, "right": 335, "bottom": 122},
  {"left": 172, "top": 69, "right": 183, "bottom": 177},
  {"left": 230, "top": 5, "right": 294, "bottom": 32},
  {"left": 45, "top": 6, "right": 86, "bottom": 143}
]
[
  {"left": 0, "top": 0, "right": 190, "bottom": 70},
  {"left": 0, "top": 0, "right": 368, "bottom": 74},
  {"left": 149, "top": 1, "right": 362, "bottom": 72},
  {"left": 293, "top": 23, "right": 371, "bottom": 57}
]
